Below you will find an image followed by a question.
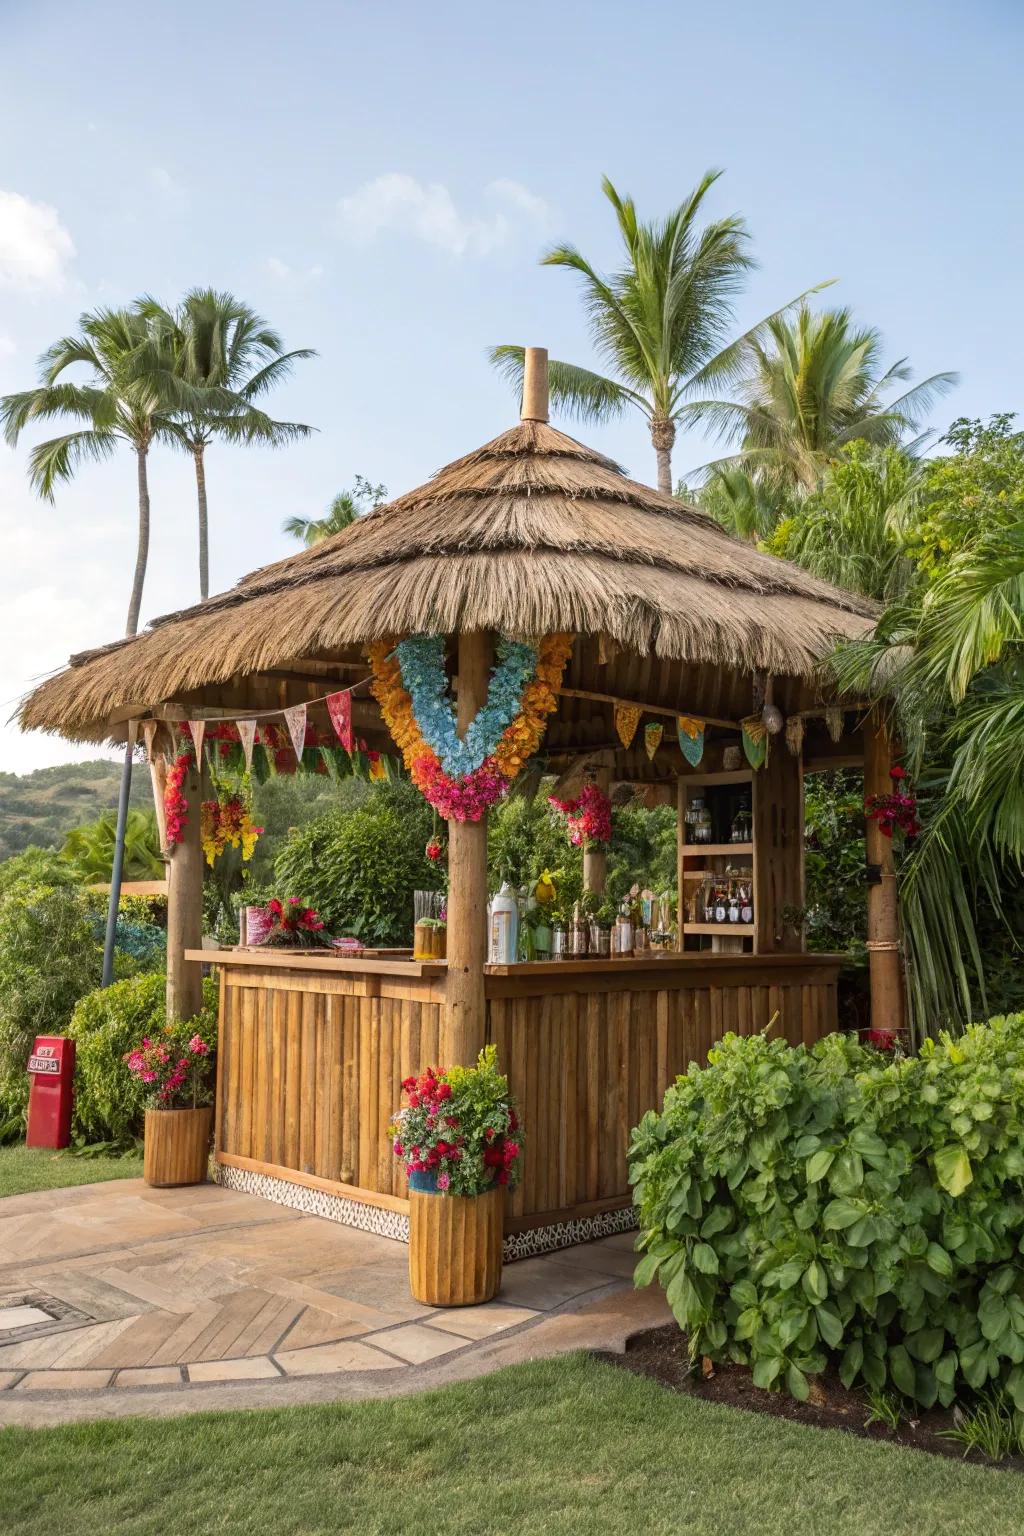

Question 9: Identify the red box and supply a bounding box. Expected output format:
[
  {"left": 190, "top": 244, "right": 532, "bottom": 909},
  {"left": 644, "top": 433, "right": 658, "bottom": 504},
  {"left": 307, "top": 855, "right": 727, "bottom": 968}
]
[{"left": 26, "top": 1036, "right": 76, "bottom": 1149}]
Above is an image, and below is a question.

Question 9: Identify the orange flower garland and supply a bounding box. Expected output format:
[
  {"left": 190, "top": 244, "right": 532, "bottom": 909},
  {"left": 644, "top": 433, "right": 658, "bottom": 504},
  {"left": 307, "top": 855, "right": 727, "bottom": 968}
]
[{"left": 369, "top": 633, "right": 573, "bottom": 820}]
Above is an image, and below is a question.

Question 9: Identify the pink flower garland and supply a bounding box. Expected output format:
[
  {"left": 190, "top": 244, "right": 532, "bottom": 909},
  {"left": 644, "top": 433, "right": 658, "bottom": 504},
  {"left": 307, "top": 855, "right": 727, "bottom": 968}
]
[
  {"left": 414, "top": 755, "right": 507, "bottom": 822},
  {"left": 549, "top": 783, "right": 612, "bottom": 847}
]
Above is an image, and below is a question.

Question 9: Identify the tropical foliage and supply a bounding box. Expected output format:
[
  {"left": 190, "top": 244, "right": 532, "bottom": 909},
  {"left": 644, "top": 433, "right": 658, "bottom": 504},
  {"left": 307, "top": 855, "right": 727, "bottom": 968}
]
[
  {"left": 62, "top": 808, "right": 163, "bottom": 882},
  {"left": 692, "top": 304, "right": 956, "bottom": 495},
  {"left": 283, "top": 475, "right": 387, "bottom": 546},
  {"left": 630, "top": 1019, "right": 1024, "bottom": 1411},
  {"left": 139, "top": 289, "right": 315, "bottom": 596},
  {"left": 490, "top": 172, "right": 820, "bottom": 492}
]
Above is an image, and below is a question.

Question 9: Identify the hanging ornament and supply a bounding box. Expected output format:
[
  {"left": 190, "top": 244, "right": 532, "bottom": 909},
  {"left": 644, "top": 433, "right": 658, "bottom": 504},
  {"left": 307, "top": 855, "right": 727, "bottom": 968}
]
[
  {"left": 615, "top": 704, "right": 641, "bottom": 750},
  {"left": 741, "top": 716, "right": 768, "bottom": 770},
  {"left": 784, "top": 715, "right": 805, "bottom": 758},
  {"left": 236, "top": 719, "right": 257, "bottom": 770},
  {"left": 283, "top": 703, "right": 307, "bottom": 763},
  {"left": 644, "top": 721, "right": 664, "bottom": 759},
  {"left": 187, "top": 719, "right": 206, "bottom": 759},
  {"left": 326, "top": 690, "right": 354, "bottom": 754},
  {"left": 762, "top": 703, "right": 784, "bottom": 735},
  {"left": 676, "top": 716, "right": 705, "bottom": 767},
  {"left": 825, "top": 705, "right": 844, "bottom": 743}
]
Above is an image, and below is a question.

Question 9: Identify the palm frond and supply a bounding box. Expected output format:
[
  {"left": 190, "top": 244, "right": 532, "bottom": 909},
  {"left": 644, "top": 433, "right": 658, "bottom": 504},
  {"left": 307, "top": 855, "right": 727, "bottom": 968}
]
[
  {"left": 27, "top": 428, "right": 119, "bottom": 501},
  {"left": 487, "top": 346, "right": 640, "bottom": 422}
]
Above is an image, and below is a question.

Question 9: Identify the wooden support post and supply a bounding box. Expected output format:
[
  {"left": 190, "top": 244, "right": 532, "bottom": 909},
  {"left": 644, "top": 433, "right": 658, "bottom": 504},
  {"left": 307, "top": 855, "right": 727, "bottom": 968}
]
[
  {"left": 752, "top": 739, "right": 805, "bottom": 954},
  {"left": 582, "top": 767, "right": 610, "bottom": 896},
  {"left": 864, "top": 712, "right": 907, "bottom": 1033},
  {"left": 442, "top": 631, "right": 492, "bottom": 1065},
  {"left": 165, "top": 757, "right": 204, "bottom": 1022}
]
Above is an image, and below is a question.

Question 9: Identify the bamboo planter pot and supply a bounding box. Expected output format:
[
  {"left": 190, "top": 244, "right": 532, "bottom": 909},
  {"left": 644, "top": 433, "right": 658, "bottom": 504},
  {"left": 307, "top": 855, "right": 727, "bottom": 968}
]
[
  {"left": 408, "top": 1183, "right": 504, "bottom": 1306},
  {"left": 143, "top": 1105, "right": 213, "bottom": 1187}
]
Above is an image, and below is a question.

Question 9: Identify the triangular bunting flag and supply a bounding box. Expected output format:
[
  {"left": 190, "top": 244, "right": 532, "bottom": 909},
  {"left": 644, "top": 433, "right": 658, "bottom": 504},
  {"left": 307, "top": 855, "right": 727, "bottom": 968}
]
[
  {"left": 187, "top": 719, "right": 206, "bottom": 759},
  {"left": 676, "top": 715, "right": 705, "bottom": 768},
  {"left": 326, "top": 690, "right": 354, "bottom": 754},
  {"left": 615, "top": 704, "right": 641, "bottom": 751},
  {"left": 237, "top": 719, "right": 257, "bottom": 771},
  {"left": 825, "top": 705, "right": 844, "bottom": 743},
  {"left": 741, "top": 717, "right": 768, "bottom": 770},
  {"left": 644, "top": 722, "right": 663, "bottom": 760},
  {"left": 283, "top": 703, "right": 307, "bottom": 764}
]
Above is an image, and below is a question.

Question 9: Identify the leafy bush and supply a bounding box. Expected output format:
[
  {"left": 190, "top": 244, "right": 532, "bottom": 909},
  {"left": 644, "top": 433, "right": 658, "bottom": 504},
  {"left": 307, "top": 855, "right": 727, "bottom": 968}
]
[
  {"left": 0, "top": 873, "right": 100, "bottom": 1123},
  {"left": 68, "top": 973, "right": 217, "bottom": 1145},
  {"left": 629, "top": 1018, "right": 1024, "bottom": 1411},
  {"left": 274, "top": 781, "right": 438, "bottom": 944}
]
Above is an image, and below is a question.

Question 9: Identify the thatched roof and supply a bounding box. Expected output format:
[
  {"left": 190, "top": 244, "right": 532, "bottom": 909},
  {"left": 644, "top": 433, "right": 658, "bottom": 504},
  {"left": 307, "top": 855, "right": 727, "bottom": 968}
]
[{"left": 19, "top": 414, "right": 876, "bottom": 742}]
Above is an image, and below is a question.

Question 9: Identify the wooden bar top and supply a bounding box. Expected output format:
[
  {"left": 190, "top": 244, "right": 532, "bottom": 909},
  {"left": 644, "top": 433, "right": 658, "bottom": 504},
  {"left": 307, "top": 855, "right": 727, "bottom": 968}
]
[
  {"left": 185, "top": 947, "right": 447, "bottom": 979},
  {"left": 484, "top": 952, "right": 847, "bottom": 976}
]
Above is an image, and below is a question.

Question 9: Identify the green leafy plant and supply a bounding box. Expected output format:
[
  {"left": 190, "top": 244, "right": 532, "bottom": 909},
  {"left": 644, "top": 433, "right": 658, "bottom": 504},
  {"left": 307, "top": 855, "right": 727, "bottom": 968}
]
[
  {"left": 389, "top": 1046, "right": 521, "bottom": 1196},
  {"left": 68, "top": 973, "right": 217, "bottom": 1145},
  {"left": 629, "top": 1017, "right": 1024, "bottom": 1410},
  {"left": 863, "top": 1386, "right": 904, "bottom": 1432},
  {"left": 940, "top": 1389, "right": 1024, "bottom": 1462},
  {"left": 274, "top": 781, "right": 438, "bottom": 944}
]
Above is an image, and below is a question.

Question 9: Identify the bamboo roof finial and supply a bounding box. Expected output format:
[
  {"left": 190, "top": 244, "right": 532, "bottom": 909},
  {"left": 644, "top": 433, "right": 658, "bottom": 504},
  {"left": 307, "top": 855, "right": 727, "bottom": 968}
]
[{"left": 521, "top": 346, "right": 549, "bottom": 423}]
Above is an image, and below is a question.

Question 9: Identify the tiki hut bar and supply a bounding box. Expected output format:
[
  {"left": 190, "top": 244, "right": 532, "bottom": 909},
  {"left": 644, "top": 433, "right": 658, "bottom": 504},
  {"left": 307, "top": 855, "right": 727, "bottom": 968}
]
[{"left": 21, "top": 349, "right": 902, "bottom": 1257}]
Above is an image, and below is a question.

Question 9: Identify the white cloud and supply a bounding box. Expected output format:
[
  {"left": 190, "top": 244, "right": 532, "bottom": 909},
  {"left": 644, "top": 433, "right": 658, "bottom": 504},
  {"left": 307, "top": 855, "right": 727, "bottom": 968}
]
[
  {"left": 0, "top": 189, "right": 75, "bottom": 291},
  {"left": 0, "top": 334, "right": 15, "bottom": 357},
  {"left": 264, "top": 256, "right": 325, "bottom": 284},
  {"left": 336, "top": 174, "right": 549, "bottom": 257},
  {"left": 150, "top": 166, "right": 188, "bottom": 211}
]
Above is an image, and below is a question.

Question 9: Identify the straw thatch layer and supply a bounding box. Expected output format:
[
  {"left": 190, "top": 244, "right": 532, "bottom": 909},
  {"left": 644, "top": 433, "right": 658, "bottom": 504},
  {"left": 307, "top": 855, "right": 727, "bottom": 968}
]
[{"left": 20, "top": 420, "right": 877, "bottom": 739}]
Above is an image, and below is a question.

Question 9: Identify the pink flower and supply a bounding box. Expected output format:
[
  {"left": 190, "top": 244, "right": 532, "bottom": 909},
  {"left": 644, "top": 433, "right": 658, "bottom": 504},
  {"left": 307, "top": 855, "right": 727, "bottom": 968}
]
[{"left": 188, "top": 1035, "right": 209, "bottom": 1055}]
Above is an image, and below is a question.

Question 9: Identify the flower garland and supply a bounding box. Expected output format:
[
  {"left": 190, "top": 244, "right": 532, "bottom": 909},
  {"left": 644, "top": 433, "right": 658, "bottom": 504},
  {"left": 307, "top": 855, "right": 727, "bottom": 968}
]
[
  {"left": 369, "top": 632, "right": 573, "bottom": 822},
  {"left": 549, "top": 783, "right": 612, "bottom": 847},
  {"left": 865, "top": 764, "right": 920, "bottom": 840},
  {"left": 164, "top": 752, "right": 193, "bottom": 847},
  {"left": 396, "top": 635, "right": 538, "bottom": 778},
  {"left": 200, "top": 793, "right": 263, "bottom": 867}
]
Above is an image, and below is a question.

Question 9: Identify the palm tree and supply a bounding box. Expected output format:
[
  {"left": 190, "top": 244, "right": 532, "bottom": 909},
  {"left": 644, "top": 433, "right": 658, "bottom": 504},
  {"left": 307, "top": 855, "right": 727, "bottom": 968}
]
[
  {"left": 691, "top": 304, "right": 958, "bottom": 494},
  {"left": 283, "top": 475, "right": 387, "bottom": 546},
  {"left": 489, "top": 172, "right": 825, "bottom": 494},
  {"left": 0, "top": 307, "right": 184, "bottom": 635},
  {"left": 139, "top": 289, "right": 316, "bottom": 597}
]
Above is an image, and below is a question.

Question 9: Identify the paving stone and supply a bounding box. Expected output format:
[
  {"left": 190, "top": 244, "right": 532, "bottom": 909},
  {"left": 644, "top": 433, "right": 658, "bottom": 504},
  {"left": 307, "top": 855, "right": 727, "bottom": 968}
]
[
  {"left": 369, "top": 1323, "right": 468, "bottom": 1364},
  {"left": 275, "top": 1339, "right": 404, "bottom": 1376},
  {"left": 186, "top": 1355, "right": 281, "bottom": 1383},
  {"left": 16, "top": 1369, "right": 113, "bottom": 1391},
  {"left": 0, "top": 1305, "right": 54, "bottom": 1330},
  {"left": 489, "top": 1258, "right": 618, "bottom": 1311},
  {"left": 423, "top": 1303, "right": 540, "bottom": 1340},
  {"left": 0, "top": 1370, "right": 23, "bottom": 1389},
  {"left": 114, "top": 1367, "right": 184, "bottom": 1388}
]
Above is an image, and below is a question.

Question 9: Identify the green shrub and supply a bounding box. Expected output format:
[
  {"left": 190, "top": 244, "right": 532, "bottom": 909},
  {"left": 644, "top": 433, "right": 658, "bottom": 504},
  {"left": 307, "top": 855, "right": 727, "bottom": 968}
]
[
  {"left": 274, "top": 781, "right": 438, "bottom": 944},
  {"left": 629, "top": 1017, "right": 1024, "bottom": 1411},
  {"left": 0, "top": 876, "right": 100, "bottom": 1123},
  {"left": 68, "top": 973, "right": 217, "bottom": 1145}
]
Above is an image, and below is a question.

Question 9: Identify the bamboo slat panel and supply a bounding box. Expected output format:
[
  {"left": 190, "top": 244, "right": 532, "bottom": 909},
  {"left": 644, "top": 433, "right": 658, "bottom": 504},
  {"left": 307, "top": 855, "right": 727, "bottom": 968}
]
[
  {"left": 489, "top": 971, "right": 837, "bottom": 1228},
  {"left": 216, "top": 970, "right": 442, "bottom": 1197}
]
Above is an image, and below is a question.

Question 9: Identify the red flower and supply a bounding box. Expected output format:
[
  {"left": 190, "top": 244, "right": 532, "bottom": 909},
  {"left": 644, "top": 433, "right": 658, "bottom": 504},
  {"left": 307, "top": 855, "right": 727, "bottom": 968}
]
[
  {"left": 436, "top": 1083, "right": 452, "bottom": 1101},
  {"left": 890, "top": 764, "right": 906, "bottom": 780}
]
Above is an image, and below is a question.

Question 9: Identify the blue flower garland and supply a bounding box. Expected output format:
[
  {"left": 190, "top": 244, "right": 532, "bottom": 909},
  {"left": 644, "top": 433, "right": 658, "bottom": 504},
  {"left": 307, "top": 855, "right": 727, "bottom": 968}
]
[{"left": 395, "top": 634, "right": 539, "bottom": 779}]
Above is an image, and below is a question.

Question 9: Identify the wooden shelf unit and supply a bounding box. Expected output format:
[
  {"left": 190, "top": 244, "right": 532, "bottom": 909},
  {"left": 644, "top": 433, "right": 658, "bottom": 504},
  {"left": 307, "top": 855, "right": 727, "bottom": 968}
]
[{"left": 678, "top": 771, "right": 756, "bottom": 953}]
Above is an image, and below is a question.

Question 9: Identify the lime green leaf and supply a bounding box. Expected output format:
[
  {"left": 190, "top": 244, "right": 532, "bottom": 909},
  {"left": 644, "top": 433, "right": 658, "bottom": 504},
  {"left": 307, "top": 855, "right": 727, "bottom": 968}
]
[
  {"left": 787, "top": 1363, "right": 810, "bottom": 1401},
  {"left": 823, "top": 1198, "right": 861, "bottom": 1231},
  {"left": 801, "top": 1260, "right": 828, "bottom": 1304},
  {"left": 806, "top": 1150, "right": 834, "bottom": 1184},
  {"left": 933, "top": 1144, "right": 973, "bottom": 1197},
  {"left": 691, "top": 1242, "right": 720, "bottom": 1275}
]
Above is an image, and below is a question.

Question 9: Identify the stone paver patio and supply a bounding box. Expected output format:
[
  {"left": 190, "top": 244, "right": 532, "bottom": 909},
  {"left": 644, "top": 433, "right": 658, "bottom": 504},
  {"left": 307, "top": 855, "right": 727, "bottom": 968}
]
[{"left": 0, "top": 1177, "right": 667, "bottom": 1423}]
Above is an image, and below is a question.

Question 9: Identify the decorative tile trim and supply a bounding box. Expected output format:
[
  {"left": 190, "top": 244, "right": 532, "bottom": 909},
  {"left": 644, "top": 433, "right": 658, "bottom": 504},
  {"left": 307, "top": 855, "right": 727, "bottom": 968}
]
[{"left": 213, "top": 1163, "right": 639, "bottom": 1261}]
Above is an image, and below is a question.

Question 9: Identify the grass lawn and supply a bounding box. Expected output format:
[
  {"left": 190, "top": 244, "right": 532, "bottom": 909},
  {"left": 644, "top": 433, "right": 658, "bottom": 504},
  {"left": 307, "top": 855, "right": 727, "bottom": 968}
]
[
  {"left": 1, "top": 1354, "right": 1021, "bottom": 1536},
  {"left": 0, "top": 1144, "right": 143, "bottom": 1199}
]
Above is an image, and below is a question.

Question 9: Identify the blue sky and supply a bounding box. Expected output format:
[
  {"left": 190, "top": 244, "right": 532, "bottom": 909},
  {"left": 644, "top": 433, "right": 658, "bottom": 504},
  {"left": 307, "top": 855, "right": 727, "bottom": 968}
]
[{"left": 1, "top": 0, "right": 1021, "bottom": 770}]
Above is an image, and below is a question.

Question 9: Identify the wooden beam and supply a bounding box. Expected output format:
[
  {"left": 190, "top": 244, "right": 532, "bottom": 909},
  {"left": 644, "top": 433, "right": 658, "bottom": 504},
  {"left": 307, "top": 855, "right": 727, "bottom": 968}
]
[
  {"left": 442, "top": 631, "right": 491, "bottom": 1065},
  {"left": 165, "top": 758, "right": 204, "bottom": 1022},
  {"left": 864, "top": 712, "right": 907, "bottom": 1034},
  {"left": 752, "top": 742, "right": 805, "bottom": 954}
]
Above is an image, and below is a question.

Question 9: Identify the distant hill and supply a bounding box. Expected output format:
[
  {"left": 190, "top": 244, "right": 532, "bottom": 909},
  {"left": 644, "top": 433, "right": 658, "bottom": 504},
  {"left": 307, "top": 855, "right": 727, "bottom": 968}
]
[{"left": 0, "top": 759, "right": 154, "bottom": 862}]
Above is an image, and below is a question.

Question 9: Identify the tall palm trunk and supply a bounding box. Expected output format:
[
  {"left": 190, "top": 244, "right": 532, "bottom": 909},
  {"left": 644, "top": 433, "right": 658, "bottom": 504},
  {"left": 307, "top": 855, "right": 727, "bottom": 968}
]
[
  {"left": 193, "top": 441, "right": 209, "bottom": 599},
  {"left": 126, "top": 441, "right": 151, "bottom": 637},
  {"left": 650, "top": 416, "right": 676, "bottom": 496}
]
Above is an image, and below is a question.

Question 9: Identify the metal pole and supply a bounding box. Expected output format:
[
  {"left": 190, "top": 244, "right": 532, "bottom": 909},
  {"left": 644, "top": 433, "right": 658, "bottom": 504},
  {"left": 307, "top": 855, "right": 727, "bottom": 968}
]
[{"left": 101, "top": 741, "right": 134, "bottom": 987}]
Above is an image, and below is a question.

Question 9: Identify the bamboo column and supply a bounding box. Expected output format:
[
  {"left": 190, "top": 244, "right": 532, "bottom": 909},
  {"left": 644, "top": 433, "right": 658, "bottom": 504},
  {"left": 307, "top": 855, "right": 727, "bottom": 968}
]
[
  {"left": 582, "top": 767, "right": 610, "bottom": 895},
  {"left": 165, "top": 756, "right": 204, "bottom": 1023},
  {"left": 752, "top": 739, "right": 805, "bottom": 954},
  {"left": 442, "top": 630, "right": 492, "bottom": 1065},
  {"left": 864, "top": 712, "right": 907, "bottom": 1033}
]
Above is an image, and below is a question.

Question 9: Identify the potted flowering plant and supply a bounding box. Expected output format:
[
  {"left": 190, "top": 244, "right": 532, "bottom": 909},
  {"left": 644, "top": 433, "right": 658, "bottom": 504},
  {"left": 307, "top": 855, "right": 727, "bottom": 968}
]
[
  {"left": 124, "top": 1022, "right": 216, "bottom": 1187},
  {"left": 389, "top": 1045, "right": 521, "bottom": 1305},
  {"left": 252, "top": 895, "right": 328, "bottom": 948}
]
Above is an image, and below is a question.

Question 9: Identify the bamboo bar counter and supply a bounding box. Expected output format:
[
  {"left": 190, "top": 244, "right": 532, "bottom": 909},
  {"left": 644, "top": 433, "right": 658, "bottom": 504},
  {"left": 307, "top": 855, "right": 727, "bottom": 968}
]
[
  {"left": 22, "top": 347, "right": 898, "bottom": 1258},
  {"left": 191, "top": 946, "right": 843, "bottom": 1251}
]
